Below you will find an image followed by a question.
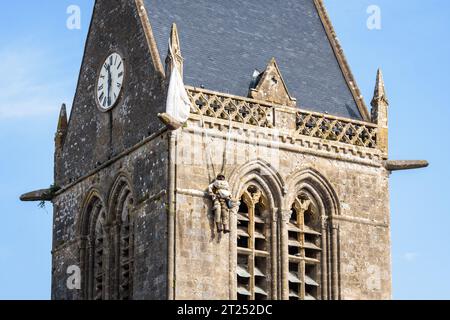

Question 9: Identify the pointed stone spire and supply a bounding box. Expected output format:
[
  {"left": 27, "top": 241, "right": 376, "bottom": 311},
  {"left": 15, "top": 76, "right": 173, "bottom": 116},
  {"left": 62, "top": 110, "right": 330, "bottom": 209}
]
[
  {"left": 55, "top": 103, "right": 68, "bottom": 151},
  {"left": 371, "top": 68, "right": 389, "bottom": 109},
  {"left": 165, "top": 23, "right": 183, "bottom": 78},
  {"left": 371, "top": 69, "right": 389, "bottom": 158},
  {"left": 55, "top": 103, "right": 68, "bottom": 185}
]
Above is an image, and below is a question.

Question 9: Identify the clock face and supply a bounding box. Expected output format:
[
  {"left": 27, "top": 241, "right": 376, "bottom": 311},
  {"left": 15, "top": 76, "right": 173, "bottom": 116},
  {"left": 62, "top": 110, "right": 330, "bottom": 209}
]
[{"left": 97, "top": 52, "right": 124, "bottom": 110}]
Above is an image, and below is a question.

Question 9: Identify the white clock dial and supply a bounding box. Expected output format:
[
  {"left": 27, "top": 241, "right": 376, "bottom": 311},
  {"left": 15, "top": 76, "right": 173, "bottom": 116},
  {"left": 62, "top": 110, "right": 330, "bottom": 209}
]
[{"left": 97, "top": 52, "right": 124, "bottom": 110}]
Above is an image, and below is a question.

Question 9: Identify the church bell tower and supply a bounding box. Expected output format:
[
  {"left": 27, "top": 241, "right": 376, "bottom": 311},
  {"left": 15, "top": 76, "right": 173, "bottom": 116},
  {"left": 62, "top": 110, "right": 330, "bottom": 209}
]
[{"left": 21, "top": 0, "right": 427, "bottom": 300}]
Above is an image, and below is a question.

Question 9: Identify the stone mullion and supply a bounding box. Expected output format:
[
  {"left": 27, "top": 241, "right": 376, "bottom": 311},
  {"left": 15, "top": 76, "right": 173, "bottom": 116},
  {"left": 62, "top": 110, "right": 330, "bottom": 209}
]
[
  {"left": 321, "top": 217, "right": 329, "bottom": 300},
  {"left": 280, "top": 209, "right": 291, "bottom": 300},
  {"left": 299, "top": 207, "right": 306, "bottom": 300},
  {"left": 128, "top": 218, "right": 135, "bottom": 299},
  {"left": 87, "top": 240, "right": 94, "bottom": 300},
  {"left": 249, "top": 201, "right": 255, "bottom": 301},
  {"left": 103, "top": 225, "right": 112, "bottom": 300},
  {"left": 300, "top": 260, "right": 306, "bottom": 300},
  {"left": 270, "top": 210, "right": 278, "bottom": 300},
  {"left": 330, "top": 222, "right": 339, "bottom": 300},
  {"left": 229, "top": 200, "right": 238, "bottom": 300},
  {"left": 114, "top": 222, "right": 121, "bottom": 299}
]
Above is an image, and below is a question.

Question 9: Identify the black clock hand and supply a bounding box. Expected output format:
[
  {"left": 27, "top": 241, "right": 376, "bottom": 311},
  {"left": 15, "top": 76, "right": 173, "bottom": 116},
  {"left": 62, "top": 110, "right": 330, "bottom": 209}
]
[{"left": 106, "top": 64, "right": 112, "bottom": 106}]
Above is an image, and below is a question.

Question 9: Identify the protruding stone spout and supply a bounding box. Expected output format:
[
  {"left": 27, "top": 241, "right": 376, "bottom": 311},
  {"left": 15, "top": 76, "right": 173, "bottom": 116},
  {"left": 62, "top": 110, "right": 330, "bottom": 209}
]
[
  {"left": 385, "top": 160, "right": 429, "bottom": 172},
  {"left": 20, "top": 189, "right": 54, "bottom": 202}
]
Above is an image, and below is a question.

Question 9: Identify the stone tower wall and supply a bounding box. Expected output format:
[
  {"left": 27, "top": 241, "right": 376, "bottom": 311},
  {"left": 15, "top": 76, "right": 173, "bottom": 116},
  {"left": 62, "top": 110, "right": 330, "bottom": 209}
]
[
  {"left": 52, "top": 134, "right": 169, "bottom": 300},
  {"left": 171, "top": 103, "right": 391, "bottom": 300},
  {"left": 50, "top": 0, "right": 392, "bottom": 300}
]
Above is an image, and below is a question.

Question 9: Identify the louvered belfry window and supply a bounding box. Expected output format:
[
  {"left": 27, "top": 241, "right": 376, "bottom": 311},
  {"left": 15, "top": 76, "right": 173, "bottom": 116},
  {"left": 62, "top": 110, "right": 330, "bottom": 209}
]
[
  {"left": 288, "top": 193, "right": 322, "bottom": 300},
  {"left": 237, "top": 185, "right": 271, "bottom": 300},
  {"left": 118, "top": 193, "right": 134, "bottom": 300},
  {"left": 93, "top": 209, "right": 107, "bottom": 300},
  {"left": 82, "top": 180, "right": 135, "bottom": 300}
]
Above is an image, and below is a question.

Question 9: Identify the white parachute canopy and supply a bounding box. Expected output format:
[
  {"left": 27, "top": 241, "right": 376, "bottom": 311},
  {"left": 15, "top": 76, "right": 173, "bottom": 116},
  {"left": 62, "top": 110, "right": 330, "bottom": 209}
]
[
  {"left": 158, "top": 35, "right": 192, "bottom": 130},
  {"left": 165, "top": 64, "right": 191, "bottom": 124}
]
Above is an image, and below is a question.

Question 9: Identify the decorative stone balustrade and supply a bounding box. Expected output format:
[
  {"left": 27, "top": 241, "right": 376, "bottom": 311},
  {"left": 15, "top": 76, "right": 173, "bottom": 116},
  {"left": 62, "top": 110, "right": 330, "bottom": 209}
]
[{"left": 187, "top": 86, "right": 378, "bottom": 149}]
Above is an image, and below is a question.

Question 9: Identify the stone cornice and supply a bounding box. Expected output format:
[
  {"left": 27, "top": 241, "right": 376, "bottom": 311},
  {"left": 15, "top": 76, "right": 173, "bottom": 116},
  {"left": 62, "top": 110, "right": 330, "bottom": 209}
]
[
  {"left": 53, "top": 127, "right": 168, "bottom": 199},
  {"left": 186, "top": 114, "right": 383, "bottom": 167}
]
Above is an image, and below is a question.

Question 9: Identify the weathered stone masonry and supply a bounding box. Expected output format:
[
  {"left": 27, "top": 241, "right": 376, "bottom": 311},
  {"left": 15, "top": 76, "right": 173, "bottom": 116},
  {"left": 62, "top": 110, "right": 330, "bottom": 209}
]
[
  {"left": 50, "top": 0, "right": 169, "bottom": 300},
  {"left": 20, "top": 0, "right": 427, "bottom": 300}
]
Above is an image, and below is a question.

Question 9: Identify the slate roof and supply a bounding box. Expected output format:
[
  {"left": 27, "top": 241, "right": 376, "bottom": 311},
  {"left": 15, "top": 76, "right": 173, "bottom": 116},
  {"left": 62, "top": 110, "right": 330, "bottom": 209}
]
[{"left": 144, "top": 0, "right": 364, "bottom": 120}]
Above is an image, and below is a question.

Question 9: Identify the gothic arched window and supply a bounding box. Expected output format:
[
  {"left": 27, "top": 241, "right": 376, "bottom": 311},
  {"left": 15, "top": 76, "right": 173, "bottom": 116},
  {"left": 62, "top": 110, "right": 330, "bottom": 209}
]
[
  {"left": 93, "top": 209, "right": 107, "bottom": 300},
  {"left": 236, "top": 185, "right": 271, "bottom": 300},
  {"left": 110, "top": 179, "right": 135, "bottom": 300},
  {"left": 288, "top": 192, "right": 322, "bottom": 300},
  {"left": 117, "top": 192, "right": 134, "bottom": 300},
  {"left": 81, "top": 195, "right": 108, "bottom": 300}
]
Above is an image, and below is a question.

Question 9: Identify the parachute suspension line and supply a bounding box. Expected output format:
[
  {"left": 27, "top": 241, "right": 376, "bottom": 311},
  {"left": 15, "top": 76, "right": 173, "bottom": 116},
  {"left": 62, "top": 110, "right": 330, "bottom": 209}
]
[
  {"left": 200, "top": 114, "right": 217, "bottom": 182},
  {"left": 221, "top": 114, "right": 233, "bottom": 176}
]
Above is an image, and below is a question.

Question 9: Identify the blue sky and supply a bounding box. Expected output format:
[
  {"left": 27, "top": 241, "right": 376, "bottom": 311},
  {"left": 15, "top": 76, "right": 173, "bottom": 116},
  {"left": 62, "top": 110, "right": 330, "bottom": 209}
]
[{"left": 0, "top": 0, "right": 448, "bottom": 300}]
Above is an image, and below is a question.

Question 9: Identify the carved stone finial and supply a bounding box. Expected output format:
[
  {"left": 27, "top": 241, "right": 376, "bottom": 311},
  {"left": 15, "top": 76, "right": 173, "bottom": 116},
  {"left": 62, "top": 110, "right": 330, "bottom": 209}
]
[
  {"left": 165, "top": 23, "right": 183, "bottom": 78},
  {"left": 370, "top": 68, "right": 389, "bottom": 157},
  {"left": 55, "top": 103, "right": 68, "bottom": 151},
  {"left": 371, "top": 68, "right": 389, "bottom": 109},
  {"left": 54, "top": 103, "right": 68, "bottom": 185},
  {"left": 249, "top": 58, "right": 297, "bottom": 107}
]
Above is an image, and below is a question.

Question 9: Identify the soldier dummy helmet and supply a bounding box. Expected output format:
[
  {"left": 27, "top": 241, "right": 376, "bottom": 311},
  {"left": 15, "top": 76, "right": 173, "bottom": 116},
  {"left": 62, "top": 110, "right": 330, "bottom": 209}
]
[{"left": 217, "top": 174, "right": 226, "bottom": 181}]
